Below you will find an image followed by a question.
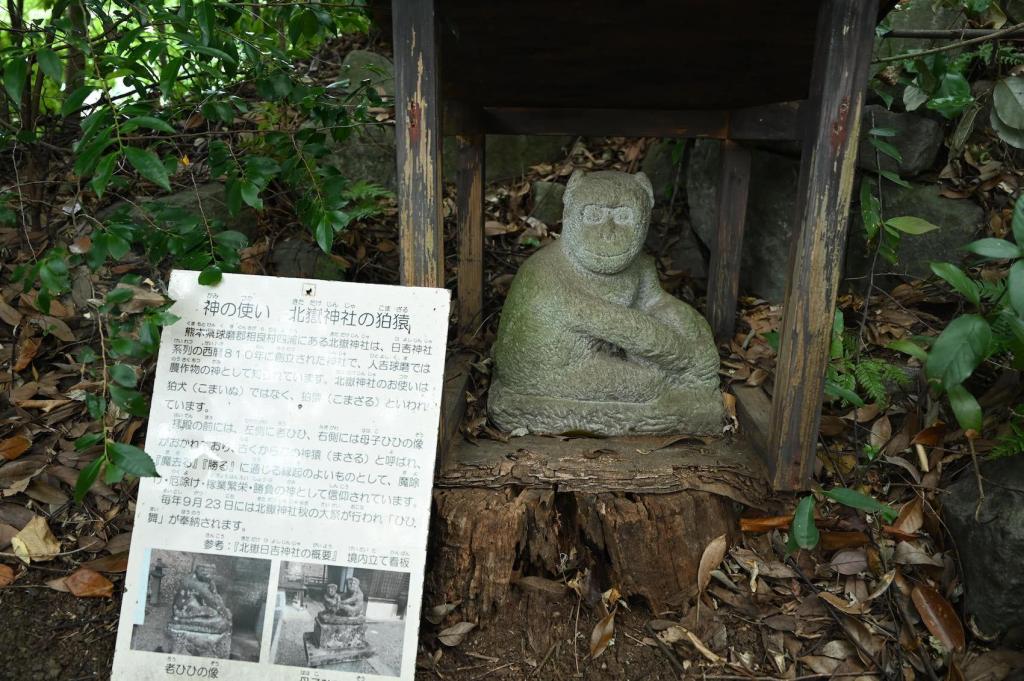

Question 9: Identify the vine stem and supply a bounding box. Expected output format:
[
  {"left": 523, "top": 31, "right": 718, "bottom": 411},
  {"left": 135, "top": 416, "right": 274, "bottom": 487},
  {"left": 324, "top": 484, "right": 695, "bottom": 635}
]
[
  {"left": 968, "top": 435, "right": 986, "bottom": 521},
  {"left": 874, "top": 20, "right": 1024, "bottom": 64}
]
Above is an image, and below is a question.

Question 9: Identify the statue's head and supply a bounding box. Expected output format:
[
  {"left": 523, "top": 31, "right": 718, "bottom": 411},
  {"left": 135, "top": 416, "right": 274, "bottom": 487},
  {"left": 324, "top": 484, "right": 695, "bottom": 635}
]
[
  {"left": 194, "top": 563, "right": 216, "bottom": 582},
  {"left": 561, "top": 170, "right": 654, "bottom": 275},
  {"left": 326, "top": 583, "right": 338, "bottom": 595},
  {"left": 346, "top": 577, "right": 360, "bottom": 590}
]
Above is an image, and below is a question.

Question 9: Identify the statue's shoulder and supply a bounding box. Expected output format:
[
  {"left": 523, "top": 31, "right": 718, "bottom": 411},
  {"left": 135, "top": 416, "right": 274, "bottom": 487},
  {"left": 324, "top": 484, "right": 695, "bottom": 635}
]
[{"left": 510, "top": 243, "right": 566, "bottom": 290}]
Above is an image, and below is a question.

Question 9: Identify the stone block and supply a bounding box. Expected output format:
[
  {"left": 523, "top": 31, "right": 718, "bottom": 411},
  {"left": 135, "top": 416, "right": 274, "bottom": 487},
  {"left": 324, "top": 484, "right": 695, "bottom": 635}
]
[
  {"left": 313, "top": 616, "right": 369, "bottom": 650},
  {"left": 167, "top": 625, "right": 231, "bottom": 659}
]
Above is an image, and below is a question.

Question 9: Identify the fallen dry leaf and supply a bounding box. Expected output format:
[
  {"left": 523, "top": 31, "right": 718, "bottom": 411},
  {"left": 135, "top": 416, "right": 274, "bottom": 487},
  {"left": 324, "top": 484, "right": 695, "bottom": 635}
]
[
  {"left": 438, "top": 621, "right": 477, "bottom": 646},
  {"left": 697, "top": 534, "right": 728, "bottom": 594},
  {"left": 912, "top": 423, "right": 947, "bottom": 447},
  {"left": 424, "top": 600, "right": 461, "bottom": 625},
  {"left": 892, "top": 496, "right": 924, "bottom": 535},
  {"left": 13, "top": 333, "right": 41, "bottom": 372},
  {"left": 912, "top": 584, "right": 965, "bottom": 652},
  {"left": 82, "top": 551, "right": 130, "bottom": 573},
  {"left": 0, "top": 435, "right": 31, "bottom": 461},
  {"left": 870, "top": 416, "right": 892, "bottom": 450},
  {"left": 0, "top": 296, "right": 22, "bottom": 326},
  {"left": 0, "top": 563, "right": 14, "bottom": 587},
  {"left": 819, "top": 591, "right": 869, "bottom": 615},
  {"left": 739, "top": 515, "right": 793, "bottom": 532},
  {"left": 11, "top": 515, "right": 60, "bottom": 563},
  {"left": 65, "top": 567, "right": 113, "bottom": 598},
  {"left": 590, "top": 609, "right": 616, "bottom": 659},
  {"left": 830, "top": 548, "right": 869, "bottom": 576},
  {"left": 893, "top": 541, "right": 944, "bottom": 567}
]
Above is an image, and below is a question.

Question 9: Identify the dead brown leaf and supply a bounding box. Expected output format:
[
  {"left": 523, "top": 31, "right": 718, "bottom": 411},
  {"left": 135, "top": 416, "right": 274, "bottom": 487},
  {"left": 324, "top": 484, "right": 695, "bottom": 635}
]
[
  {"left": 911, "top": 585, "right": 965, "bottom": 652},
  {"left": 11, "top": 515, "right": 60, "bottom": 563},
  {"left": 424, "top": 600, "right": 461, "bottom": 625},
  {"left": 912, "top": 423, "right": 947, "bottom": 446},
  {"left": 82, "top": 551, "right": 129, "bottom": 573},
  {"left": 0, "top": 563, "right": 14, "bottom": 587},
  {"left": 438, "top": 621, "right": 477, "bottom": 647},
  {"left": 892, "top": 496, "right": 924, "bottom": 535},
  {"left": 590, "top": 609, "right": 616, "bottom": 659},
  {"left": 740, "top": 515, "right": 793, "bottom": 532},
  {"left": 0, "top": 296, "right": 22, "bottom": 327},
  {"left": 870, "top": 416, "right": 892, "bottom": 450},
  {"left": 13, "top": 333, "right": 41, "bottom": 372},
  {"left": 820, "top": 531, "right": 870, "bottom": 551},
  {"left": 819, "top": 591, "right": 869, "bottom": 615},
  {"left": 830, "top": 548, "right": 869, "bottom": 576},
  {"left": 0, "top": 435, "right": 31, "bottom": 461},
  {"left": 697, "top": 534, "right": 728, "bottom": 594},
  {"left": 65, "top": 567, "right": 113, "bottom": 598}
]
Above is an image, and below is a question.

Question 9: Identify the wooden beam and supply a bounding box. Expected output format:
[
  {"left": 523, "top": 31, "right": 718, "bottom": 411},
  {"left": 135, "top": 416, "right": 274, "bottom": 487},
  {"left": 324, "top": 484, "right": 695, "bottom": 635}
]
[
  {"left": 437, "top": 433, "right": 770, "bottom": 508},
  {"left": 456, "top": 132, "right": 484, "bottom": 340},
  {"left": 392, "top": 0, "right": 443, "bottom": 287},
  {"left": 438, "top": 353, "right": 474, "bottom": 474},
  {"left": 477, "top": 103, "right": 803, "bottom": 140},
  {"left": 767, "top": 0, "right": 879, "bottom": 491},
  {"left": 706, "top": 140, "right": 752, "bottom": 341}
]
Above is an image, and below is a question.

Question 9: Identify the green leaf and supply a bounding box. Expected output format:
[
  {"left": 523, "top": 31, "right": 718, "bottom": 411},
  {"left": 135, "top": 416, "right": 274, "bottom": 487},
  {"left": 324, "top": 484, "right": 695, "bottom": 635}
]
[
  {"left": 948, "top": 384, "right": 983, "bottom": 433},
  {"left": 994, "top": 76, "right": 1024, "bottom": 129},
  {"left": 106, "top": 442, "right": 158, "bottom": 477},
  {"left": 91, "top": 152, "right": 118, "bottom": 199},
  {"left": 1013, "top": 196, "right": 1024, "bottom": 246},
  {"left": 3, "top": 59, "right": 27, "bottom": 104},
  {"left": 822, "top": 487, "right": 898, "bottom": 524},
  {"left": 315, "top": 218, "right": 334, "bottom": 253},
  {"left": 869, "top": 137, "right": 903, "bottom": 163},
  {"left": 85, "top": 393, "right": 106, "bottom": 420},
  {"left": 885, "top": 216, "right": 940, "bottom": 235},
  {"left": 122, "top": 116, "right": 176, "bottom": 134},
  {"left": 214, "top": 230, "right": 248, "bottom": 251},
  {"left": 868, "top": 127, "right": 898, "bottom": 137},
  {"left": 103, "top": 462, "right": 124, "bottom": 485},
  {"left": 124, "top": 147, "right": 171, "bottom": 191},
  {"left": 927, "top": 72, "right": 974, "bottom": 119},
  {"left": 109, "top": 384, "right": 148, "bottom": 415},
  {"left": 860, "top": 181, "right": 882, "bottom": 241},
  {"left": 198, "top": 265, "right": 222, "bottom": 285},
  {"left": 109, "top": 363, "right": 137, "bottom": 388},
  {"left": 74, "top": 456, "right": 105, "bottom": 503},
  {"left": 930, "top": 262, "right": 980, "bottom": 306},
  {"left": 790, "top": 496, "right": 819, "bottom": 551},
  {"left": 964, "top": 238, "right": 1022, "bottom": 259},
  {"left": 36, "top": 48, "right": 63, "bottom": 84},
  {"left": 879, "top": 170, "right": 911, "bottom": 188},
  {"left": 1010, "top": 260, "right": 1024, "bottom": 318},
  {"left": 991, "top": 106, "right": 1024, "bottom": 149},
  {"left": 74, "top": 433, "right": 104, "bottom": 451},
  {"left": 105, "top": 287, "right": 134, "bottom": 305},
  {"left": 60, "top": 85, "right": 94, "bottom": 117},
  {"left": 824, "top": 379, "right": 865, "bottom": 407},
  {"left": 926, "top": 314, "right": 993, "bottom": 390},
  {"left": 888, "top": 339, "right": 929, "bottom": 362}
]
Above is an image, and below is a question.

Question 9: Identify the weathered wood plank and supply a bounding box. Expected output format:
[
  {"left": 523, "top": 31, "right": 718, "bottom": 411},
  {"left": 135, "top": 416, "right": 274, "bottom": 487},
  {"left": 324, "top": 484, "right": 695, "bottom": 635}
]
[
  {"left": 707, "top": 140, "right": 752, "bottom": 341},
  {"left": 456, "top": 132, "right": 484, "bottom": 340},
  {"left": 437, "top": 433, "right": 770, "bottom": 508},
  {"left": 437, "top": 353, "right": 474, "bottom": 474},
  {"left": 733, "top": 385, "right": 772, "bottom": 470},
  {"left": 478, "top": 103, "right": 802, "bottom": 140},
  {"left": 392, "top": 0, "right": 443, "bottom": 287},
  {"left": 767, "top": 0, "right": 879, "bottom": 491}
]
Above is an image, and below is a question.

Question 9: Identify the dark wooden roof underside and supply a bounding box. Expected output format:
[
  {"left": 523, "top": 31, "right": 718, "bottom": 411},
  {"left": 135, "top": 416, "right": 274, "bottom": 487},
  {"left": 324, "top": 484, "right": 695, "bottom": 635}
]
[{"left": 374, "top": 1, "right": 896, "bottom": 111}]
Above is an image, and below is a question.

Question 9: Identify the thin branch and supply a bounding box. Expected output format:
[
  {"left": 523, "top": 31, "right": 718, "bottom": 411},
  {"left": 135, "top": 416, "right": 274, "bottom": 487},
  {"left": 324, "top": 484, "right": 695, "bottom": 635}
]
[{"left": 874, "top": 20, "right": 1024, "bottom": 64}]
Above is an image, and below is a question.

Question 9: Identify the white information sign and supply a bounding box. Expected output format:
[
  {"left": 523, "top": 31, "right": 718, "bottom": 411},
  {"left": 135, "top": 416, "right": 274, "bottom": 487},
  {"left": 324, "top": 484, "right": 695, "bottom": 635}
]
[{"left": 112, "top": 271, "right": 450, "bottom": 681}]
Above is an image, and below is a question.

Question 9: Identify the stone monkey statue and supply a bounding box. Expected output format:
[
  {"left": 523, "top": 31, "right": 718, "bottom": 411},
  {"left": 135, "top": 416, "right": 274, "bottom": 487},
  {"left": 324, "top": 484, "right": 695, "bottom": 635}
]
[{"left": 488, "top": 169, "right": 723, "bottom": 435}]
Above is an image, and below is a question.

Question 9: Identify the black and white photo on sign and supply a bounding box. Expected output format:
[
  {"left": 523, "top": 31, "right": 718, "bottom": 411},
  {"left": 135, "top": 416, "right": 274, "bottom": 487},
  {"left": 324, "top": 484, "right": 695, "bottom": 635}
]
[
  {"left": 271, "top": 560, "right": 410, "bottom": 676},
  {"left": 129, "top": 549, "right": 272, "bottom": 662}
]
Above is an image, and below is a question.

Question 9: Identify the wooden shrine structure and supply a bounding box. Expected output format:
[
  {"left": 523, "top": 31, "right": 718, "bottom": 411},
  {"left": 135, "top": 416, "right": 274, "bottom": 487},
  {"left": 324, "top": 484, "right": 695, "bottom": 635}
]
[{"left": 375, "top": 0, "right": 894, "bottom": 618}]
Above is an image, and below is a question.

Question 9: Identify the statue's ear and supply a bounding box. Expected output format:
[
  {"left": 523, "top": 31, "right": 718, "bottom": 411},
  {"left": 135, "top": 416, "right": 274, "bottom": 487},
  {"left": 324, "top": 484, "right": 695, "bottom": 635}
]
[
  {"left": 633, "top": 171, "right": 654, "bottom": 206},
  {"left": 564, "top": 169, "right": 585, "bottom": 204}
]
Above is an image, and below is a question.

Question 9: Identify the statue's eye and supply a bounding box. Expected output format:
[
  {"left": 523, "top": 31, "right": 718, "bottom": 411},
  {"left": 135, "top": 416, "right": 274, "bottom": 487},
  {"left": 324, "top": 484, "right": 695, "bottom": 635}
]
[
  {"left": 581, "top": 205, "right": 606, "bottom": 223},
  {"left": 612, "top": 207, "right": 634, "bottom": 224}
]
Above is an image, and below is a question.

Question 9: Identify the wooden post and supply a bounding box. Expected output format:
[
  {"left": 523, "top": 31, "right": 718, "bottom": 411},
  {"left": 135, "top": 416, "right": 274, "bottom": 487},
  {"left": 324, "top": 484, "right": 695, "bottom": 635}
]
[
  {"left": 766, "top": 0, "right": 879, "bottom": 490},
  {"left": 456, "top": 132, "right": 484, "bottom": 339},
  {"left": 392, "top": 0, "right": 443, "bottom": 288},
  {"left": 706, "top": 139, "right": 752, "bottom": 342}
]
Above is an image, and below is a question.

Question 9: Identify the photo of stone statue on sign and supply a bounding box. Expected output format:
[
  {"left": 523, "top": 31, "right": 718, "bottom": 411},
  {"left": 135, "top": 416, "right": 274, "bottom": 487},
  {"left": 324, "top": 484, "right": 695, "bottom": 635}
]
[
  {"left": 129, "top": 549, "right": 271, "bottom": 662},
  {"left": 271, "top": 561, "right": 410, "bottom": 676}
]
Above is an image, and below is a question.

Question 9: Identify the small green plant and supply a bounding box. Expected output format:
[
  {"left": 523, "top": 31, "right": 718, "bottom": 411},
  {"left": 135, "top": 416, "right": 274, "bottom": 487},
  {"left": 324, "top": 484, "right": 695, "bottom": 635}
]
[
  {"left": 991, "top": 404, "right": 1024, "bottom": 459},
  {"left": 891, "top": 196, "right": 1024, "bottom": 434},
  {"left": 788, "top": 487, "right": 898, "bottom": 552}
]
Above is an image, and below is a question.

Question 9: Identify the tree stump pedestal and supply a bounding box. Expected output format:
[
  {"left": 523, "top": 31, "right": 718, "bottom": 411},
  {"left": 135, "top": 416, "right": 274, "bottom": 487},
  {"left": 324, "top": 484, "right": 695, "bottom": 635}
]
[{"left": 425, "top": 432, "right": 770, "bottom": 623}]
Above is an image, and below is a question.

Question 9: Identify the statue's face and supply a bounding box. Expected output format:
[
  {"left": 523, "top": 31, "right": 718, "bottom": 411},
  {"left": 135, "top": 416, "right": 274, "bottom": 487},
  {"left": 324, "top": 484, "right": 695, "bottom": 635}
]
[
  {"left": 347, "top": 578, "right": 359, "bottom": 590},
  {"left": 327, "top": 584, "right": 338, "bottom": 595},
  {"left": 562, "top": 170, "right": 653, "bottom": 275},
  {"left": 195, "top": 564, "right": 215, "bottom": 582}
]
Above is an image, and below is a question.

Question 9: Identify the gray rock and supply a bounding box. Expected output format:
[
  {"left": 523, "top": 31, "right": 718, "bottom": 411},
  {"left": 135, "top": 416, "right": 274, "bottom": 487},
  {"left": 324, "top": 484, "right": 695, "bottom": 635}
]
[
  {"left": 489, "top": 169, "right": 723, "bottom": 436},
  {"left": 327, "top": 123, "right": 397, "bottom": 191},
  {"left": 270, "top": 238, "right": 345, "bottom": 280},
  {"left": 858, "top": 104, "right": 943, "bottom": 177},
  {"left": 443, "top": 135, "right": 573, "bottom": 184},
  {"left": 875, "top": 0, "right": 968, "bottom": 63},
  {"left": 686, "top": 139, "right": 800, "bottom": 302},
  {"left": 641, "top": 139, "right": 686, "bottom": 202},
  {"left": 529, "top": 181, "right": 565, "bottom": 225},
  {"left": 846, "top": 176, "right": 984, "bottom": 284},
  {"left": 99, "top": 182, "right": 259, "bottom": 239},
  {"left": 338, "top": 49, "right": 394, "bottom": 98},
  {"left": 943, "top": 456, "right": 1024, "bottom": 638},
  {"left": 645, "top": 213, "right": 707, "bottom": 279}
]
